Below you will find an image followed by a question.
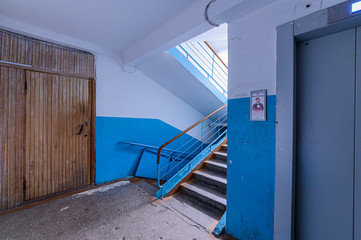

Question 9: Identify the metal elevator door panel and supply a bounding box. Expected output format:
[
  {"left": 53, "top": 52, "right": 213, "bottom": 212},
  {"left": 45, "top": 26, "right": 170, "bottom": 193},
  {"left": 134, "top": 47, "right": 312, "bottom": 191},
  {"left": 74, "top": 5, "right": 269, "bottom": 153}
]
[
  {"left": 354, "top": 26, "right": 361, "bottom": 240},
  {"left": 296, "top": 28, "right": 356, "bottom": 240}
]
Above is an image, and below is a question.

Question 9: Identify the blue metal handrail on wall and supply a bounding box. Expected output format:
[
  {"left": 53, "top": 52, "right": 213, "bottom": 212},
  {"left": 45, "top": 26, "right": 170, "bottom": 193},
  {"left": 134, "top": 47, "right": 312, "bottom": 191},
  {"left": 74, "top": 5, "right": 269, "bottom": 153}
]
[{"left": 175, "top": 41, "right": 228, "bottom": 97}]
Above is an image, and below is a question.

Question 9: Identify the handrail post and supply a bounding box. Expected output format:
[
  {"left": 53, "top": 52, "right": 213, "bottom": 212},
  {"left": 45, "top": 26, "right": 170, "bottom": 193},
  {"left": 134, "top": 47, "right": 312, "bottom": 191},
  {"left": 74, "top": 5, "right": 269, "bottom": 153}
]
[
  {"left": 218, "top": 111, "right": 220, "bottom": 138},
  {"left": 201, "top": 122, "right": 204, "bottom": 151},
  {"left": 156, "top": 104, "right": 227, "bottom": 188},
  {"left": 212, "top": 53, "right": 215, "bottom": 78}
]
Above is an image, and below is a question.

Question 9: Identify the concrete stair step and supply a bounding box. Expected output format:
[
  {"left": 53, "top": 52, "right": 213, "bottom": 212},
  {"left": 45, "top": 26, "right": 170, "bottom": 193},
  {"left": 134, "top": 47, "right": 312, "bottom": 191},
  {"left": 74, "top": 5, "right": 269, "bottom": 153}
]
[
  {"left": 194, "top": 170, "right": 227, "bottom": 193},
  {"left": 181, "top": 182, "right": 226, "bottom": 212},
  {"left": 206, "top": 159, "right": 227, "bottom": 175},
  {"left": 221, "top": 144, "right": 227, "bottom": 151},
  {"left": 214, "top": 151, "right": 227, "bottom": 161}
]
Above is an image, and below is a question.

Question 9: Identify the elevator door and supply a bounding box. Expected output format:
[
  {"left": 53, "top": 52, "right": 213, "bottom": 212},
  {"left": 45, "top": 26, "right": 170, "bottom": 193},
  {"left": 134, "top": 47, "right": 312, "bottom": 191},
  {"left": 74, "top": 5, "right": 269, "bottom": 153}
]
[{"left": 296, "top": 28, "right": 356, "bottom": 239}]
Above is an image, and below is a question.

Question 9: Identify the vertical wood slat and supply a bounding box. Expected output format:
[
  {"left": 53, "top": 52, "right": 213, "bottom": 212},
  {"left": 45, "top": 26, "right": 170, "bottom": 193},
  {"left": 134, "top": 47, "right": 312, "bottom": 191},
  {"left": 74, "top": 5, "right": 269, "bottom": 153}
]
[
  {"left": 0, "top": 66, "right": 25, "bottom": 210},
  {"left": 85, "top": 80, "right": 91, "bottom": 185},
  {"left": 0, "top": 66, "right": 9, "bottom": 209},
  {"left": 0, "top": 31, "right": 95, "bottom": 78},
  {"left": 23, "top": 72, "right": 90, "bottom": 201},
  {"left": 47, "top": 74, "right": 52, "bottom": 195},
  {"left": 25, "top": 71, "right": 31, "bottom": 201},
  {"left": 0, "top": 29, "right": 95, "bottom": 211}
]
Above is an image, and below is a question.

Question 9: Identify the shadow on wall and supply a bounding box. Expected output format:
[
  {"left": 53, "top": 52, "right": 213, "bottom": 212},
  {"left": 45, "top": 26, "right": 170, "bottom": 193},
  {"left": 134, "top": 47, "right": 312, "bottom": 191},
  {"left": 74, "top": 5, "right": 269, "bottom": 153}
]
[{"left": 95, "top": 117, "right": 202, "bottom": 184}]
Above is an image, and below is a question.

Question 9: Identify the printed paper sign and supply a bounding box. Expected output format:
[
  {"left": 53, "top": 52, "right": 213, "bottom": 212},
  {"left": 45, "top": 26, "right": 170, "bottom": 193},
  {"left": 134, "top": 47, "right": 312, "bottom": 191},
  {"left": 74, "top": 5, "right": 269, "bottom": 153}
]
[{"left": 250, "top": 89, "right": 267, "bottom": 121}]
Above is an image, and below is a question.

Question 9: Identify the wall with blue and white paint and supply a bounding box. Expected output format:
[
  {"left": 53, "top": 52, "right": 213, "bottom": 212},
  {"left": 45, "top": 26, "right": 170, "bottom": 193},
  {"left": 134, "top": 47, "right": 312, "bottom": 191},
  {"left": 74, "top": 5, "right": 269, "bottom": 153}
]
[
  {"left": 226, "top": 0, "right": 347, "bottom": 239},
  {"left": 0, "top": 14, "right": 213, "bottom": 185},
  {"left": 95, "top": 54, "right": 209, "bottom": 184}
]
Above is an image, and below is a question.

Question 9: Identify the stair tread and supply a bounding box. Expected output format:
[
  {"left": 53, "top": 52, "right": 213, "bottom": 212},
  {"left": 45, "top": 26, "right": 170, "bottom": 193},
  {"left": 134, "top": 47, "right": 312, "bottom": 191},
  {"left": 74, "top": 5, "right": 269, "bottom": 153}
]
[
  {"left": 206, "top": 159, "right": 227, "bottom": 169},
  {"left": 182, "top": 182, "right": 226, "bottom": 206},
  {"left": 214, "top": 151, "right": 227, "bottom": 156},
  {"left": 194, "top": 170, "right": 227, "bottom": 184}
]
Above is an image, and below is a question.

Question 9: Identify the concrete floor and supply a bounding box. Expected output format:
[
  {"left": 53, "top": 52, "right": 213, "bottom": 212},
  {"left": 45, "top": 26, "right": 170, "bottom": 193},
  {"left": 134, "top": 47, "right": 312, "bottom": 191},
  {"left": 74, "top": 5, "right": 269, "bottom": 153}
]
[{"left": 0, "top": 180, "right": 221, "bottom": 240}]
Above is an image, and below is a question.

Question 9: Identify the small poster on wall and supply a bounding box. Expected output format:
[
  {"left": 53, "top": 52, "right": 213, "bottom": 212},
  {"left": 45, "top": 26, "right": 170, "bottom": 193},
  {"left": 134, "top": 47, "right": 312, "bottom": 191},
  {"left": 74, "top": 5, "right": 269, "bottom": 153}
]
[{"left": 250, "top": 89, "right": 267, "bottom": 121}]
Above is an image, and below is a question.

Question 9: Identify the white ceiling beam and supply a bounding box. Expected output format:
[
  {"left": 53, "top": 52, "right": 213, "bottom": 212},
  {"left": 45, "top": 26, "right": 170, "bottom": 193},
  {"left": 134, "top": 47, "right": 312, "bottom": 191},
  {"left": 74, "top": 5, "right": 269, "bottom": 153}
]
[{"left": 123, "top": 0, "right": 277, "bottom": 66}]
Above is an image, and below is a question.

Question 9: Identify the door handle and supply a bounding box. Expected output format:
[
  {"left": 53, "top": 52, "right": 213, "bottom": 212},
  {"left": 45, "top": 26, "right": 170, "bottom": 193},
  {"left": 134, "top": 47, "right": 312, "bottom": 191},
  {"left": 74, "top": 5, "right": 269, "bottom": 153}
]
[{"left": 77, "top": 124, "right": 84, "bottom": 135}]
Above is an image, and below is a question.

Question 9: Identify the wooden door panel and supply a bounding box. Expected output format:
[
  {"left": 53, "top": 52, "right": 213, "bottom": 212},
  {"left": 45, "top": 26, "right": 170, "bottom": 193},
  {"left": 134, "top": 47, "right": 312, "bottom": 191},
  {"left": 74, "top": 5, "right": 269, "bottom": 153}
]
[
  {"left": 0, "top": 66, "right": 26, "bottom": 210},
  {"left": 25, "top": 71, "right": 90, "bottom": 200}
]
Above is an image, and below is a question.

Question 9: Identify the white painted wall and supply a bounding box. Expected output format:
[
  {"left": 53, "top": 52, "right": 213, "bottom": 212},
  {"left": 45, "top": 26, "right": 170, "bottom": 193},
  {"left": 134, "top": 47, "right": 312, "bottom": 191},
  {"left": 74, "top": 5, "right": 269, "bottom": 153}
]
[
  {"left": 228, "top": 0, "right": 347, "bottom": 99},
  {"left": 0, "top": 18, "right": 208, "bottom": 139},
  {"left": 96, "top": 53, "right": 207, "bottom": 135}
]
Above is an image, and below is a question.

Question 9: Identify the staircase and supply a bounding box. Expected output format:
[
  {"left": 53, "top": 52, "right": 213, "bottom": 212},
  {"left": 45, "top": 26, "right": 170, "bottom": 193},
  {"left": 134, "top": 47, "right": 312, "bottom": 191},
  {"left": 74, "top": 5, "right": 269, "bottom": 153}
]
[
  {"left": 180, "top": 142, "right": 227, "bottom": 214},
  {"left": 155, "top": 104, "right": 227, "bottom": 231}
]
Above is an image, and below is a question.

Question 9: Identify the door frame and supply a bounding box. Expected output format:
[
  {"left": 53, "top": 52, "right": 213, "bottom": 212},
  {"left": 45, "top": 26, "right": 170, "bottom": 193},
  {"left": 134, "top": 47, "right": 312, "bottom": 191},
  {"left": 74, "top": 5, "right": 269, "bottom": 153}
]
[
  {"left": 275, "top": 1, "right": 361, "bottom": 239},
  {"left": 0, "top": 61, "right": 96, "bottom": 186}
]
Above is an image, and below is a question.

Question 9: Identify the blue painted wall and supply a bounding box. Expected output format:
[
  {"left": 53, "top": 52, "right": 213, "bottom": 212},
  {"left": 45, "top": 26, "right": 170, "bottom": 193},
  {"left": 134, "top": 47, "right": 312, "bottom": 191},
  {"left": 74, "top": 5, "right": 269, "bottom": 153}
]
[
  {"left": 95, "top": 117, "right": 202, "bottom": 184},
  {"left": 226, "top": 96, "right": 276, "bottom": 240}
]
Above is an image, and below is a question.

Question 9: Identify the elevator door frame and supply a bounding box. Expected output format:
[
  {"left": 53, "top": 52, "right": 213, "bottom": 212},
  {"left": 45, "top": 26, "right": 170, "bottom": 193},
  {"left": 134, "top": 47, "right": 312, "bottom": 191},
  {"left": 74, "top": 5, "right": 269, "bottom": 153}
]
[{"left": 275, "top": 1, "right": 361, "bottom": 240}]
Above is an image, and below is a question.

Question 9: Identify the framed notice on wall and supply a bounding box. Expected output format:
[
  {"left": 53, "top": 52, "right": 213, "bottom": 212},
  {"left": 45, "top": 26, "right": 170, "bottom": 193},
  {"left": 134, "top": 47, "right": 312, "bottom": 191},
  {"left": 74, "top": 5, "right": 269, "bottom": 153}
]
[{"left": 250, "top": 89, "right": 267, "bottom": 121}]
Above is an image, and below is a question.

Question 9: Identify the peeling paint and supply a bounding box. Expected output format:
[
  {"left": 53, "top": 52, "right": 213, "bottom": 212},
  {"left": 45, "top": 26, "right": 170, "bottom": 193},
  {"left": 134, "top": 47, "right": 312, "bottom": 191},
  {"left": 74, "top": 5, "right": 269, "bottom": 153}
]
[{"left": 73, "top": 181, "right": 130, "bottom": 198}]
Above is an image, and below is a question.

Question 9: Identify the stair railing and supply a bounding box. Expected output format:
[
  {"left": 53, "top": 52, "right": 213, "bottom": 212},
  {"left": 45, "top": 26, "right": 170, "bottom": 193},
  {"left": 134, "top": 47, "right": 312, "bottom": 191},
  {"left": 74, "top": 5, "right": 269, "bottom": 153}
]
[
  {"left": 157, "top": 104, "right": 228, "bottom": 188},
  {"left": 175, "top": 41, "right": 228, "bottom": 97}
]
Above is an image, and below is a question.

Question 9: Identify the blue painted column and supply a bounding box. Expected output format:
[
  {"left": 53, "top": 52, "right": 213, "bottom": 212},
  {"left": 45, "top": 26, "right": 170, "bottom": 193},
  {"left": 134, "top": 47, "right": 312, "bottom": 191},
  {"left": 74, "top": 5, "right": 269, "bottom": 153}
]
[{"left": 226, "top": 96, "right": 276, "bottom": 239}]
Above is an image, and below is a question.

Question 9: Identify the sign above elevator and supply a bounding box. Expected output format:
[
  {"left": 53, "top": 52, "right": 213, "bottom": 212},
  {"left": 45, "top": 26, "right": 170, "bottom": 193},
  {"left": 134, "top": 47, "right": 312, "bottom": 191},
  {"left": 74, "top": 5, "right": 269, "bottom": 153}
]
[{"left": 328, "top": 0, "right": 361, "bottom": 24}]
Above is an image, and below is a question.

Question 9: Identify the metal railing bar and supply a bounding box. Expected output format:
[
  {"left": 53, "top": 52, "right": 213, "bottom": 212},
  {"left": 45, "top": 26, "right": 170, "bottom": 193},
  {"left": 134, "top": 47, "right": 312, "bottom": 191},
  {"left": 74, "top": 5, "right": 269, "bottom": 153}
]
[
  {"left": 160, "top": 137, "right": 202, "bottom": 161},
  {"left": 179, "top": 45, "right": 217, "bottom": 80},
  {"left": 157, "top": 104, "right": 227, "bottom": 164},
  {"left": 160, "top": 130, "right": 227, "bottom": 180},
  {"left": 211, "top": 67, "right": 228, "bottom": 83},
  {"left": 145, "top": 148, "right": 197, "bottom": 160},
  {"left": 158, "top": 127, "right": 227, "bottom": 186},
  {"left": 162, "top": 141, "right": 203, "bottom": 170},
  {"left": 204, "top": 41, "right": 228, "bottom": 70},
  {"left": 160, "top": 121, "right": 228, "bottom": 176},
  {"left": 161, "top": 114, "right": 226, "bottom": 169},
  {"left": 200, "top": 114, "right": 227, "bottom": 136},
  {"left": 179, "top": 45, "right": 227, "bottom": 94},
  {"left": 118, "top": 141, "right": 198, "bottom": 156},
  {"left": 185, "top": 43, "right": 214, "bottom": 74},
  {"left": 177, "top": 41, "right": 228, "bottom": 96},
  {"left": 196, "top": 42, "right": 228, "bottom": 77},
  {"left": 181, "top": 44, "right": 228, "bottom": 91},
  {"left": 197, "top": 42, "right": 228, "bottom": 76},
  {"left": 189, "top": 42, "right": 214, "bottom": 69},
  {"left": 159, "top": 129, "right": 227, "bottom": 179}
]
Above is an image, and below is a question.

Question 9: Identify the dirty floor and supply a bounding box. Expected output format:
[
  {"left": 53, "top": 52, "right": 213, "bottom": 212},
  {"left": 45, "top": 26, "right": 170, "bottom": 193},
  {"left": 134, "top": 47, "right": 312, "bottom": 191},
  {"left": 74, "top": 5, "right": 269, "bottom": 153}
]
[{"left": 0, "top": 180, "right": 221, "bottom": 240}]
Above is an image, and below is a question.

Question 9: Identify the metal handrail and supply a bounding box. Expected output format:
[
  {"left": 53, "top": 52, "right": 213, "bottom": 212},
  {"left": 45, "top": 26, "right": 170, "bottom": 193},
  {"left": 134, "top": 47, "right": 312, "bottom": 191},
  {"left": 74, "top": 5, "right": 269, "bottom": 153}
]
[
  {"left": 118, "top": 141, "right": 197, "bottom": 157},
  {"left": 204, "top": 41, "right": 228, "bottom": 70},
  {"left": 176, "top": 41, "right": 228, "bottom": 96},
  {"left": 157, "top": 104, "right": 227, "bottom": 187},
  {"left": 178, "top": 45, "right": 227, "bottom": 95},
  {"left": 159, "top": 120, "right": 227, "bottom": 181}
]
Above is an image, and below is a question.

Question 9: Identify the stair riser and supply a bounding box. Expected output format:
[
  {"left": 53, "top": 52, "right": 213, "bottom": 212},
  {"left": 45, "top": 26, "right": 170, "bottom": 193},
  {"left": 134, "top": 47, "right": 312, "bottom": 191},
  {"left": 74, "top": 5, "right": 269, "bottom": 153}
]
[
  {"left": 195, "top": 174, "right": 227, "bottom": 193},
  {"left": 214, "top": 154, "right": 227, "bottom": 162},
  {"left": 182, "top": 187, "right": 226, "bottom": 212},
  {"left": 221, "top": 145, "right": 227, "bottom": 151},
  {"left": 206, "top": 163, "right": 227, "bottom": 175}
]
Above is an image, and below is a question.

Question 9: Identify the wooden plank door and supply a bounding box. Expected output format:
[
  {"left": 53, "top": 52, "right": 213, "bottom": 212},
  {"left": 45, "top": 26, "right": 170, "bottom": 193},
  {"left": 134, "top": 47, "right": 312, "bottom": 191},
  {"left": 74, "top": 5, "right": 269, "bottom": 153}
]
[
  {"left": 24, "top": 71, "right": 91, "bottom": 200},
  {"left": 0, "top": 66, "right": 26, "bottom": 210}
]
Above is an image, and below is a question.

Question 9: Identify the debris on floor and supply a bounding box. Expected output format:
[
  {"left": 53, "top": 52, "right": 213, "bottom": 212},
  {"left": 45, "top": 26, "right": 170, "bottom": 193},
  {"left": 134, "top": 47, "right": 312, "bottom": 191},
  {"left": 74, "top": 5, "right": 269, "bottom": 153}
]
[{"left": 0, "top": 179, "right": 222, "bottom": 240}]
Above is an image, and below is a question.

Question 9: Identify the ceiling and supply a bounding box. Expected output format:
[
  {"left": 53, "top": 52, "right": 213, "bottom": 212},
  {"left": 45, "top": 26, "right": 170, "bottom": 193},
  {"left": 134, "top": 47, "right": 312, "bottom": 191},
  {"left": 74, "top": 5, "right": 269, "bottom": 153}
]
[{"left": 0, "top": 0, "right": 200, "bottom": 54}]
